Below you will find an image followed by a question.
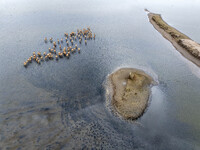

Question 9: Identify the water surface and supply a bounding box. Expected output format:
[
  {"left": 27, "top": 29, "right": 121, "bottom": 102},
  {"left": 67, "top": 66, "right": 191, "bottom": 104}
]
[{"left": 0, "top": 0, "right": 200, "bottom": 149}]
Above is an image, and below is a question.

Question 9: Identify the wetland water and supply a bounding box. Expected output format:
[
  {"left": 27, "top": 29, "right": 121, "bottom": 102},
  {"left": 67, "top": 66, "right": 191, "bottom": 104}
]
[{"left": 0, "top": 0, "right": 200, "bottom": 149}]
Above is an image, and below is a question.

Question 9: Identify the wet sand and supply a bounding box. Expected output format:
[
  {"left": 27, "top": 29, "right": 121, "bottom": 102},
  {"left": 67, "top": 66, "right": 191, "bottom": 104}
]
[
  {"left": 148, "top": 12, "right": 200, "bottom": 67},
  {"left": 108, "top": 68, "right": 155, "bottom": 120}
]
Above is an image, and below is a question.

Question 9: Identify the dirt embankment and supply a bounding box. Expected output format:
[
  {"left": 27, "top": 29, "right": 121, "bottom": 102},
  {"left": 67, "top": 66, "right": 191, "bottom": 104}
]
[{"left": 148, "top": 12, "right": 200, "bottom": 67}]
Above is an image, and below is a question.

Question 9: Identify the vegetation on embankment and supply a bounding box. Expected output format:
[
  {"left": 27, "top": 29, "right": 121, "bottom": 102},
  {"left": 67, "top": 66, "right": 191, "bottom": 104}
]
[
  {"left": 148, "top": 12, "right": 200, "bottom": 65},
  {"left": 151, "top": 14, "right": 189, "bottom": 42}
]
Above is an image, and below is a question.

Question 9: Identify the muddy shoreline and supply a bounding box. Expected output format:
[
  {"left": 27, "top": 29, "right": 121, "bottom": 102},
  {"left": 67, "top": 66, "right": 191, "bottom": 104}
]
[
  {"left": 107, "top": 68, "right": 155, "bottom": 120},
  {"left": 148, "top": 12, "right": 200, "bottom": 67}
]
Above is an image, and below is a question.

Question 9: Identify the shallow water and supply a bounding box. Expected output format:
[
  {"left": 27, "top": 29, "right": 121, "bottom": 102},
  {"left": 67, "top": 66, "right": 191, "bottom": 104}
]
[{"left": 0, "top": 0, "right": 200, "bottom": 149}]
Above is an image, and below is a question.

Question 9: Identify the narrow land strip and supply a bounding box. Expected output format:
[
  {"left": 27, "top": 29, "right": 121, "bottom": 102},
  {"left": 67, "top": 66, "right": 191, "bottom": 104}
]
[{"left": 148, "top": 12, "right": 200, "bottom": 67}]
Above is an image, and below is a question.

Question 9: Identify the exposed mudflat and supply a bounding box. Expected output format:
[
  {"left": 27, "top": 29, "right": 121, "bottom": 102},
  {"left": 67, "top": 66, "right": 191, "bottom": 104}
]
[{"left": 108, "top": 68, "right": 155, "bottom": 120}]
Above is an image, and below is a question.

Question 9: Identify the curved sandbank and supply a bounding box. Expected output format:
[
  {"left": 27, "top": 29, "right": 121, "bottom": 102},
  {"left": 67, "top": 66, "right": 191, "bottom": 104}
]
[
  {"left": 148, "top": 12, "right": 200, "bottom": 67},
  {"left": 108, "top": 68, "right": 155, "bottom": 120}
]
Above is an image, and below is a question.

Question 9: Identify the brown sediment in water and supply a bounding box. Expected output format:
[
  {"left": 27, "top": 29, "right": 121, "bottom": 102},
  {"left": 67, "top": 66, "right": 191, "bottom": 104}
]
[
  {"left": 148, "top": 12, "right": 200, "bottom": 67},
  {"left": 108, "top": 68, "right": 155, "bottom": 120}
]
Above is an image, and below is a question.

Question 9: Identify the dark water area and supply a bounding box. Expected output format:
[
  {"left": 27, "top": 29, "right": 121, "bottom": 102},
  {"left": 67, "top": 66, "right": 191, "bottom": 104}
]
[{"left": 0, "top": 0, "right": 200, "bottom": 149}]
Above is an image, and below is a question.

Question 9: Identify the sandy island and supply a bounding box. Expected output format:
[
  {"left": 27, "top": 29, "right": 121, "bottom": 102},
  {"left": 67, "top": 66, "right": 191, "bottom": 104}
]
[
  {"left": 148, "top": 12, "right": 200, "bottom": 67},
  {"left": 108, "top": 68, "right": 155, "bottom": 120}
]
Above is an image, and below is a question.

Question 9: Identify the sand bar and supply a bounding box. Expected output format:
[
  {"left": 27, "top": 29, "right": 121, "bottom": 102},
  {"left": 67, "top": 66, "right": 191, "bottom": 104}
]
[
  {"left": 108, "top": 68, "right": 155, "bottom": 120},
  {"left": 148, "top": 12, "right": 200, "bottom": 67}
]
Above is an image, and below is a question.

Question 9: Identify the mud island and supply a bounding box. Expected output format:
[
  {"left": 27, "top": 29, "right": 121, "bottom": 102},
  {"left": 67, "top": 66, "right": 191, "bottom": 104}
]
[
  {"left": 108, "top": 68, "right": 155, "bottom": 120},
  {"left": 148, "top": 12, "right": 200, "bottom": 67}
]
